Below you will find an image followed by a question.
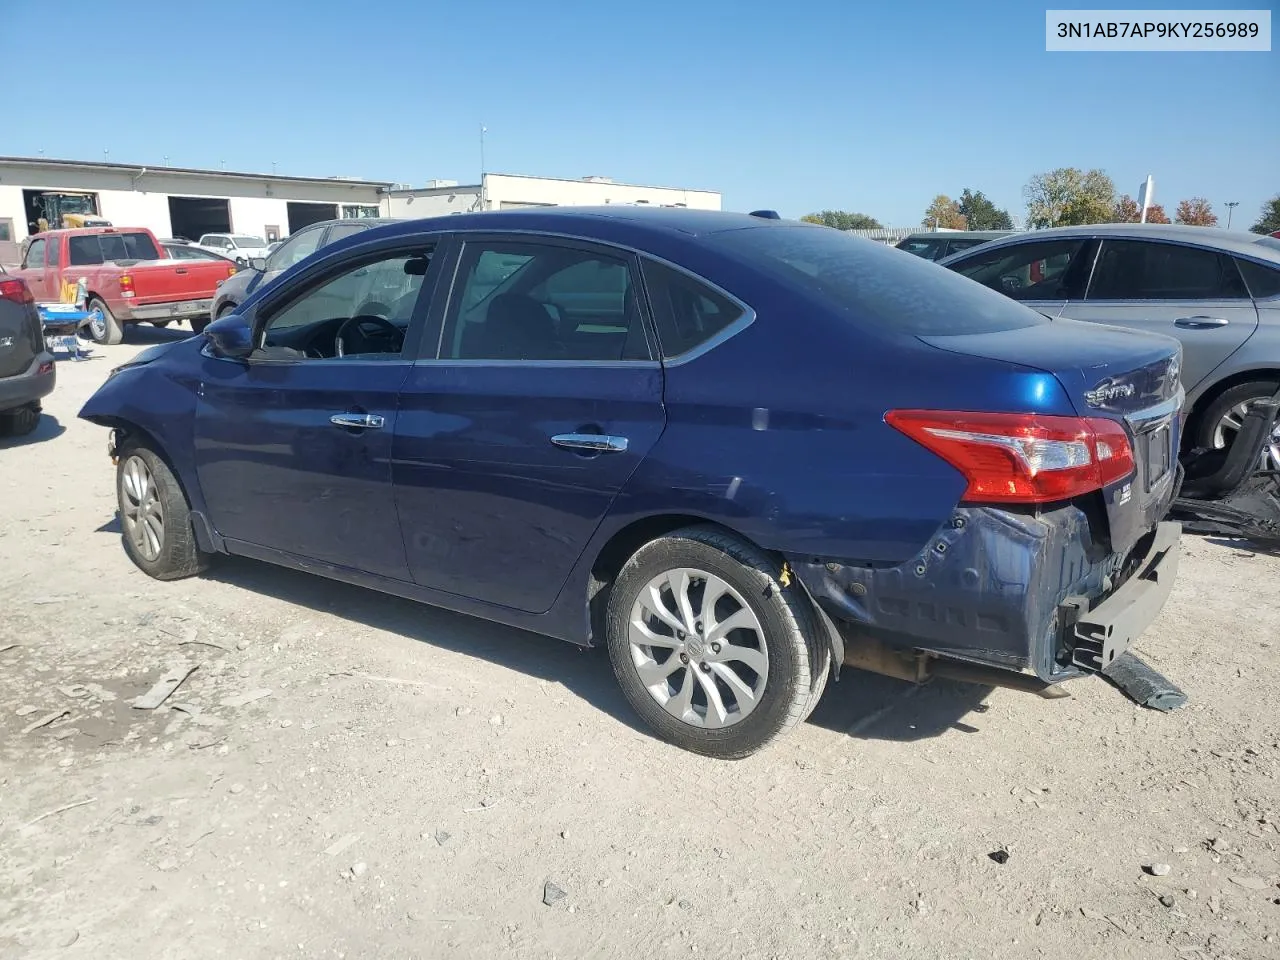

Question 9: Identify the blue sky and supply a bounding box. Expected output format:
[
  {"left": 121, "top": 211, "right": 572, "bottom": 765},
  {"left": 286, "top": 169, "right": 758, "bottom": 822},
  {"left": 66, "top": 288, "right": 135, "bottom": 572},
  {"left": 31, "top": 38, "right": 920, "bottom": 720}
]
[{"left": 3, "top": 0, "right": 1276, "bottom": 228}]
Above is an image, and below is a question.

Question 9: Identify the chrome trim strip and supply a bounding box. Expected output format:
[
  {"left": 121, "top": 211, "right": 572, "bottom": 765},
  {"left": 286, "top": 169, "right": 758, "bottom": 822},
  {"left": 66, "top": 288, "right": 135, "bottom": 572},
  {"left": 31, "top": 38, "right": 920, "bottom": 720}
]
[{"left": 551, "top": 433, "right": 629, "bottom": 453}]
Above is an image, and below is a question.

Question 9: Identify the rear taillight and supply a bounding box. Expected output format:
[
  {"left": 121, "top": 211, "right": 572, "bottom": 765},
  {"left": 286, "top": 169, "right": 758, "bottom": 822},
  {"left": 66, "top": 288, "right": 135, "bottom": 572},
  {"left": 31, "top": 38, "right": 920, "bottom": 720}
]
[
  {"left": 0, "top": 278, "right": 35, "bottom": 305},
  {"left": 886, "top": 410, "right": 1135, "bottom": 504},
  {"left": 228, "top": 265, "right": 238, "bottom": 277},
  {"left": 119, "top": 274, "right": 135, "bottom": 297}
]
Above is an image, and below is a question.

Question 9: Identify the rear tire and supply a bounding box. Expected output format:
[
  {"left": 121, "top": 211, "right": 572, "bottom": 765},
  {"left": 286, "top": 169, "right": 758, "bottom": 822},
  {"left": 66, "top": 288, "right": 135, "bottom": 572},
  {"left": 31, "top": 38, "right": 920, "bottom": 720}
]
[
  {"left": 1193, "top": 380, "right": 1280, "bottom": 470},
  {"left": 115, "top": 442, "right": 210, "bottom": 580},
  {"left": 190, "top": 316, "right": 210, "bottom": 335},
  {"left": 85, "top": 297, "right": 123, "bottom": 345},
  {"left": 0, "top": 402, "right": 41, "bottom": 438},
  {"left": 604, "top": 526, "right": 824, "bottom": 759}
]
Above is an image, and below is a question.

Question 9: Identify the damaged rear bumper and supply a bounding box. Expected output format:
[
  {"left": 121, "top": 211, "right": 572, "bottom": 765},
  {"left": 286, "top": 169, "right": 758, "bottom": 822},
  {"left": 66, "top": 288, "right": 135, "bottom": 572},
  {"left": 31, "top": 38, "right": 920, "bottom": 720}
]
[{"left": 789, "top": 506, "right": 1180, "bottom": 684}]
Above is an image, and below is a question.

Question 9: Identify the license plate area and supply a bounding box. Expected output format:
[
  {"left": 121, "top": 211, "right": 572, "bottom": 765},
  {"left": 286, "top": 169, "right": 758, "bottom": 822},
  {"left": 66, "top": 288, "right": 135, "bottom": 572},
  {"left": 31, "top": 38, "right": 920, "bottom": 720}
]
[{"left": 1145, "top": 424, "right": 1171, "bottom": 490}]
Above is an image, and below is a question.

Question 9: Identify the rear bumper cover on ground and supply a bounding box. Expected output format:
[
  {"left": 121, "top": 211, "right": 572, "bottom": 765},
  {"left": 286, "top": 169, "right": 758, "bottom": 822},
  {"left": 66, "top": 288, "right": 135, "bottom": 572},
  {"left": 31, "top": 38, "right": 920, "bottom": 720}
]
[
  {"left": 790, "top": 507, "right": 1180, "bottom": 683},
  {"left": 0, "top": 353, "right": 55, "bottom": 412}
]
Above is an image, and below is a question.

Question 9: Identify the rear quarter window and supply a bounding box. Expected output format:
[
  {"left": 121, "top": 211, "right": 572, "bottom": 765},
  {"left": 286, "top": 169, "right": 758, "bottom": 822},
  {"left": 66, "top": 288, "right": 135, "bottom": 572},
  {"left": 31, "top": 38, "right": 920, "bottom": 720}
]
[
  {"left": 1236, "top": 258, "right": 1280, "bottom": 299},
  {"left": 715, "top": 226, "right": 1048, "bottom": 335},
  {"left": 641, "top": 260, "right": 744, "bottom": 358}
]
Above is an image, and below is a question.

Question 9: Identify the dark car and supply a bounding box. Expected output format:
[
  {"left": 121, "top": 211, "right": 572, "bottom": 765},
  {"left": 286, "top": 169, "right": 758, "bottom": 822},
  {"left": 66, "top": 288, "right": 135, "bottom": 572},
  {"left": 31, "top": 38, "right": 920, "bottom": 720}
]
[
  {"left": 0, "top": 270, "right": 55, "bottom": 437},
  {"left": 896, "top": 230, "right": 1016, "bottom": 261},
  {"left": 80, "top": 209, "right": 1183, "bottom": 758},
  {"left": 208, "top": 218, "right": 402, "bottom": 330},
  {"left": 940, "top": 225, "right": 1280, "bottom": 469}
]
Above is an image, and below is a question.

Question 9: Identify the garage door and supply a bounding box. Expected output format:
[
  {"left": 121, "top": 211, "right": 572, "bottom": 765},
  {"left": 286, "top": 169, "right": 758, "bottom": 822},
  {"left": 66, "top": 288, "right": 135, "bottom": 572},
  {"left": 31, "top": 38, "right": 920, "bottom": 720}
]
[
  {"left": 287, "top": 203, "right": 338, "bottom": 233},
  {"left": 168, "top": 197, "right": 231, "bottom": 242}
]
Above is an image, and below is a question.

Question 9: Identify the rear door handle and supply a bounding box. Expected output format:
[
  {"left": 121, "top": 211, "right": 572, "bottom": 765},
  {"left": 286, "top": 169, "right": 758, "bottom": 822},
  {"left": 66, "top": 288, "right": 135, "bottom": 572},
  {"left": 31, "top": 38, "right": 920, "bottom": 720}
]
[
  {"left": 174, "top": 267, "right": 188, "bottom": 275},
  {"left": 551, "top": 433, "right": 629, "bottom": 453},
  {"left": 1174, "top": 316, "right": 1229, "bottom": 329},
  {"left": 330, "top": 412, "right": 385, "bottom": 430}
]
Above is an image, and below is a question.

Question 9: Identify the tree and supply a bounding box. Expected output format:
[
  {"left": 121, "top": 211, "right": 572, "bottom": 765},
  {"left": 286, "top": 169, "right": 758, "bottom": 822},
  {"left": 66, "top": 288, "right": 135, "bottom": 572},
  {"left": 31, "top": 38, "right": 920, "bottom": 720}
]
[
  {"left": 956, "top": 189, "right": 1013, "bottom": 230},
  {"left": 1024, "top": 167, "right": 1116, "bottom": 228},
  {"left": 922, "top": 194, "right": 967, "bottom": 230},
  {"left": 1250, "top": 194, "right": 1280, "bottom": 235},
  {"left": 1113, "top": 194, "right": 1140, "bottom": 222},
  {"left": 800, "top": 210, "right": 883, "bottom": 230},
  {"left": 1175, "top": 198, "right": 1218, "bottom": 226},
  {"left": 1144, "top": 203, "right": 1171, "bottom": 224}
]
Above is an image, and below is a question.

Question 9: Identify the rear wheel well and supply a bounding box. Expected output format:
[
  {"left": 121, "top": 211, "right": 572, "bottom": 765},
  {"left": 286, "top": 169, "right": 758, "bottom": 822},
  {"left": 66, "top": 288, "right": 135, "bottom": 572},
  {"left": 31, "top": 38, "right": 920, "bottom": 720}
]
[
  {"left": 1186, "top": 371, "right": 1280, "bottom": 445},
  {"left": 587, "top": 515, "right": 772, "bottom": 641}
]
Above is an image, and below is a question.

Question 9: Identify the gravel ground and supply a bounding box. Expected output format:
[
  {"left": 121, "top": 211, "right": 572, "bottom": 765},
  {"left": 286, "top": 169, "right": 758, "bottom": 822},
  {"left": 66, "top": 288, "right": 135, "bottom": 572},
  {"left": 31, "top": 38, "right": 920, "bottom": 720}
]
[{"left": 2, "top": 332, "right": 1278, "bottom": 960}]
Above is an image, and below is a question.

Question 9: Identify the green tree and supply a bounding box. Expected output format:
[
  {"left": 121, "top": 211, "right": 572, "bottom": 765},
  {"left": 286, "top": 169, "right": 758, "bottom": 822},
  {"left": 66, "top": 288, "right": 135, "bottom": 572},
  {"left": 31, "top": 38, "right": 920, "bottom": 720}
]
[
  {"left": 1250, "top": 194, "right": 1280, "bottom": 234},
  {"left": 922, "top": 195, "right": 967, "bottom": 230},
  {"left": 1175, "top": 198, "right": 1217, "bottom": 226},
  {"left": 800, "top": 210, "right": 883, "bottom": 230},
  {"left": 1024, "top": 168, "right": 1116, "bottom": 228},
  {"left": 956, "top": 189, "right": 1013, "bottom": 230}
]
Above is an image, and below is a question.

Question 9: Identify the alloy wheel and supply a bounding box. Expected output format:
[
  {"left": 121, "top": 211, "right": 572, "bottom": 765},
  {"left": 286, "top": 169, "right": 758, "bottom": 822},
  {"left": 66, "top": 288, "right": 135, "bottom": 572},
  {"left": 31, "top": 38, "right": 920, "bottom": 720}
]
[
  {"left": 120, "top": 455, "right": 165, "bottom": 562},
  {"left": 628, "top": 568, "right": 769, "bottom": 729},
  {"left": 1212, "top": 400, "right": 1280, "bottom": 471}
]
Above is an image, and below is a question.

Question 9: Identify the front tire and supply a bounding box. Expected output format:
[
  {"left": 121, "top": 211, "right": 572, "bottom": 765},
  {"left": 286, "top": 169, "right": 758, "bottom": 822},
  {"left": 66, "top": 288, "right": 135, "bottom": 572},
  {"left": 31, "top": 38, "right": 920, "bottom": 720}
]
[
  {"left": 85, "top": 297, "right": 123, "bottom": 345},
  {"left": 1194, "top": 380, "right": 1280, "bottom": 470},
  {"left": 116, "top": 443, "right": 210, "bottom": 580},
  {"left": 604, "top": 526, "right": 825, "bottom": 759},
  {"left": 0, "top": 402, "right": 41, "bottom": 438}
]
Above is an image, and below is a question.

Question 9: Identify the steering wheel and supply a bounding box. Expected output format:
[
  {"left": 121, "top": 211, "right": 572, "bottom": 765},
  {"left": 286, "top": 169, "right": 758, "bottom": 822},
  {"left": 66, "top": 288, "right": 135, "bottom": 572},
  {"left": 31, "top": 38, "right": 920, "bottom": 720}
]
[{"left": 335, "top": 314, "right": 404, "bottom": 357}]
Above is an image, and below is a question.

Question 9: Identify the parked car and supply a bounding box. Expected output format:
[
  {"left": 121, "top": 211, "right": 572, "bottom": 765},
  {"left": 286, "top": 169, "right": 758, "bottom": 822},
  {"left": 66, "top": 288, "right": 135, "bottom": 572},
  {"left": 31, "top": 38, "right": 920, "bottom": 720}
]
[
  {"left": 12, "top": 227, "right": 238, "bottom": 344},
  {"left": 896, "top": 230, "right": 1016, "bottom": 261},
  {"left": 162, "top": 241, "right": 237, "bottom": 264},
  {"left": 195, "top": 233, "right": 271, "bottom": 265},
  {"left": 80, "top": 208, "right": 1183, "bottom": 758},
  {"left": 940, "top": 225, "right": 1280, "bottom": 469},
  {"left": 210, "top": 218, "right": 401, "bottom": 325},
  {"left": 0, "top": 270, "right": 54, "bottom": 437}
]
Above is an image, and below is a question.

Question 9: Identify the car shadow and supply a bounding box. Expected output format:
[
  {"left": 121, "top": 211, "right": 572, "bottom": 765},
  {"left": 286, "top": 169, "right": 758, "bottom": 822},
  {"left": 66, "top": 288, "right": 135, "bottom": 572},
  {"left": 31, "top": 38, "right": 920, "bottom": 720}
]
[
  {"left": 194, "top": 554, "right": 997, "bottom": 746},
  {"left": 1202, "top": 535, "right": 1280, "bottom": 557},
  {"left": 123, "top": 324, "right": 198, "bottom": 345},
  {"left": 0, "top": 412, "right": 65, "bottom": 448}
]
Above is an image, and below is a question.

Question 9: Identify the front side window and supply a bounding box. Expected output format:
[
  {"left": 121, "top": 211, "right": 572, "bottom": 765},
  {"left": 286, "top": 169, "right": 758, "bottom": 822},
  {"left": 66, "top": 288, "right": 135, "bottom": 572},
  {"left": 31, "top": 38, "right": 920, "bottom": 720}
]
[
  {"left": 442, "top": 241, "right": 647, "bottom": 361},
  {"left": 641, "top": 260, "right": 744, "bottom": 358},
  {"left": 1087, "top": 240, "right": 1248, "bottom": 301},
  {"left": 23, "top": 239, "right": 46, "bottom": 268},
  {"left": 268, "top": 228, "right": 324, "bottom": 272},
  {"left": 261, "top": 250, "right": 431, "bottom": 358},
  {"left": 948, "top": 239, "right": 1088, "bottom": 301},
  {"left": 230, "top": 235, "right": 265, "bottom": 249}
]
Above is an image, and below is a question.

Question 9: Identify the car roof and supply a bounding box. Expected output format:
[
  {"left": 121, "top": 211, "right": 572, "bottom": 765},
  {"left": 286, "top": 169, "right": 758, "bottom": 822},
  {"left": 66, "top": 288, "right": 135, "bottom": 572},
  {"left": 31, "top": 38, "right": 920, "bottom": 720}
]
[{"left": 945, "top": 222, "right": 1280, "bottom": 263}]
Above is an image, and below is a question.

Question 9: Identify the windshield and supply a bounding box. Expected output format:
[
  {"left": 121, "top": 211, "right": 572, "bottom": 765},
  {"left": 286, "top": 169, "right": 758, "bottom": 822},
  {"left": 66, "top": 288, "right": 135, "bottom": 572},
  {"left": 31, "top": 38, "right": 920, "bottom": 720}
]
[
  {"left": 231, "top": 236, "right": 265, "bottom": 248},
  {"left": 713, "top": 225, "right": 1048, "bottom": 336}
]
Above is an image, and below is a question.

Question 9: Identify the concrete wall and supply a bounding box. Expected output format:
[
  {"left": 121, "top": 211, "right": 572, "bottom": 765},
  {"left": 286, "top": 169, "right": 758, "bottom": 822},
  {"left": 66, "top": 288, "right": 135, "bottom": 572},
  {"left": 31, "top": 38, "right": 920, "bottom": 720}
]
[
  {"left": 484, "top": 174, "right": 721, "bottom": 210},
  {"left": 0, "top": 161, "right": 386, "bottom": 242}
]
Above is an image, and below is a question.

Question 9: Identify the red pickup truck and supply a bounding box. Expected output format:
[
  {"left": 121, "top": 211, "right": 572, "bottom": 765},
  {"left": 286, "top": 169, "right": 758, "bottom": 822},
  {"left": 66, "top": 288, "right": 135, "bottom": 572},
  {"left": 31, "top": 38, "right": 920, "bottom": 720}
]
[{"left": 14, "top": 227, "right": 236, "bottom": 344}]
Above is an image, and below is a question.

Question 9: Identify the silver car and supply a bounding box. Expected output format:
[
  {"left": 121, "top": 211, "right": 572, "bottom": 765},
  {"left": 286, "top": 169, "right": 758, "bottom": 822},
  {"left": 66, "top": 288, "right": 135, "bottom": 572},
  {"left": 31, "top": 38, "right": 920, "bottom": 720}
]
[{"left": 940, "top": 224, "right": 1280, "bottom": 468}]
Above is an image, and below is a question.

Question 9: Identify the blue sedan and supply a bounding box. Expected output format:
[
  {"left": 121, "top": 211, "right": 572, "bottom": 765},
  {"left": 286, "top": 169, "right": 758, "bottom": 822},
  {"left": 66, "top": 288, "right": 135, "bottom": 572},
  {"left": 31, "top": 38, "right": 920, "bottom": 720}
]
[{"left": 80, "top": 208, "right": 1184, "bottom": 757}]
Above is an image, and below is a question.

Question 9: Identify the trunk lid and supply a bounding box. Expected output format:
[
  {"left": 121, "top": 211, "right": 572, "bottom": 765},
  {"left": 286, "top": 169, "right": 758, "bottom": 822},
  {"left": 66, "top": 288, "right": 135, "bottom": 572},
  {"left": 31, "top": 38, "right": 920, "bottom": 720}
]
[{"left": 920, "top": 317, "right": 1183, "bottom": 556}]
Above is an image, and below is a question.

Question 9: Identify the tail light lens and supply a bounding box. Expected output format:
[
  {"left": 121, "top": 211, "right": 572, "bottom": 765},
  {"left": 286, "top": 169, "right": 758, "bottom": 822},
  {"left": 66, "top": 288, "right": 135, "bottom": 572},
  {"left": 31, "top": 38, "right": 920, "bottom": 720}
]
[
  {"left": 119, "top": 274, "right": 135, "bottom": 297},
  {"left": 0, "top": 277, "right": 35, "bottom": 305},
  {"left": 228, "top": 265, "right": 238, "bottom": 277},
  {"left": 886, "top": 410, "right": 1135, "bottom": 504}
]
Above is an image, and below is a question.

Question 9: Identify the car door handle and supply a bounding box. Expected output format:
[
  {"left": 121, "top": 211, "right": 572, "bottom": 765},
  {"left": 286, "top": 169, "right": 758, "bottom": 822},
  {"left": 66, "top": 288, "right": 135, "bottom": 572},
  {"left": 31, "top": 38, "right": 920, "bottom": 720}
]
[
  {"left": 551, "top": 433, "right": 629, "bottom": 453},
  {"left": 330, "top": 412, "right": 385, "bottom": 430},
  {"left": 1175, "top": 316, "right": 1229, "bottom": 329},
  {"left": 174, "top": 268, "right": 188, "bottom": 275}
]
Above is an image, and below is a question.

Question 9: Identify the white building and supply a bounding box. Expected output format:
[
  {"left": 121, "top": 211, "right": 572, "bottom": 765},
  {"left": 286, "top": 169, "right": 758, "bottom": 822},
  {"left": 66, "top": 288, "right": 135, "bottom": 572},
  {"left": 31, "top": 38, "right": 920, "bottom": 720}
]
[
  {"left": 0, "top": 159, "right": 721, "bottom": 266},
  {"left": 383, "top": 173, "right": 721, "bottom": 218},
  {"left": 0, "top": 156, "right": 392, "bottom": 252}
]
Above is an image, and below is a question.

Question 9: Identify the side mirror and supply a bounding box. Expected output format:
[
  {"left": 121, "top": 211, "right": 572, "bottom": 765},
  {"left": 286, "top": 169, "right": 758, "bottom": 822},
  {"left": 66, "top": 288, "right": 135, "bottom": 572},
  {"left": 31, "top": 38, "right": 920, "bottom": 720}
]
[
  {"left": 248, "top": 257, "right": 267, "bottom": 271},
  {"left": 204, "top": 314, "right": 254, "bottom": 359}
]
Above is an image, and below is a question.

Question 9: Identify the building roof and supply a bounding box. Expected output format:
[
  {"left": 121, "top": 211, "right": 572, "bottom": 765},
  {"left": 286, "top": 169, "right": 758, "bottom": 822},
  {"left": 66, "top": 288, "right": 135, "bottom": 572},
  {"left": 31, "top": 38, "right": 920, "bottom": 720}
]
[
  {"left": 385, "top": 172, "right": 720, "bottom": 196},
  {"left": 0, "top": 156, "right": 395, "bottom": 188}
]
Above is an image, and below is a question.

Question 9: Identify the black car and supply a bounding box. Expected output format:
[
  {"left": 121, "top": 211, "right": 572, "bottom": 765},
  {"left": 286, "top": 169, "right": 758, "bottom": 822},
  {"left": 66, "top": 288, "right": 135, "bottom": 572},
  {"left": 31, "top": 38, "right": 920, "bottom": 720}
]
[
  {"left": 208, "top": 218, "right": 402, "bottom": 328},
  {"left": 896, "top": 230, "right": 1016, "bottom": 261},
  {"left": 0, "top": 270, "right": 54, "bottom": 437}
]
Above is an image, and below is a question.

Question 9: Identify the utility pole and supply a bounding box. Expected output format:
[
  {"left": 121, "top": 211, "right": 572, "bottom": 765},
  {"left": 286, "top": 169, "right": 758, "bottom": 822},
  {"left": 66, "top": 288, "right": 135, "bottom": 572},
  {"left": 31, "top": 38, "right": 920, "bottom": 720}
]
[
  {"left": 1224, "top": 201, "right": 1240, "bottom": 229},
  {"left": 479, "top": 124, "right": 487, "bottom": 211}
]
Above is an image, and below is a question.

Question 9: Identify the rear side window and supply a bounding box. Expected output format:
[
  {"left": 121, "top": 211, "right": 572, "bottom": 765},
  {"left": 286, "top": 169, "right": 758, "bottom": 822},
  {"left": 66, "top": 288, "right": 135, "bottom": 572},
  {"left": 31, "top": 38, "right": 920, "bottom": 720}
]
[
  {"left": 948, "top": 239, "right": 1088, "bottom": 301},
  {"left": 324, "top": 222, "right": 368, "bottom": 245},
  {"left": 68, "top": 236, "right": 104, "bottom": 265},
  {"left": 642, "top": 260, "right": 743, "bottom": 357},
  {"left": 1087, "top": 240, "right": 1248, "bottom": 300},
  {"left": 716, "top": 226, "right": 1048, "bottom": 335},
  {"left": 1236, "top": 258, "right": 1280, "bottom": 299}
]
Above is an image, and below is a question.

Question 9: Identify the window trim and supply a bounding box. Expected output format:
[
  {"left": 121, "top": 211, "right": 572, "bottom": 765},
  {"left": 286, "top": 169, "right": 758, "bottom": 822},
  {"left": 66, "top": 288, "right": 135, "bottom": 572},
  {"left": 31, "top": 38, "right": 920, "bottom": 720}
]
[
  {"left": 1082, "top": 237, "right": 1252, "bottom": 303},
  {"left": 429, "top": 232, "right": 662, "bottom": 367}
]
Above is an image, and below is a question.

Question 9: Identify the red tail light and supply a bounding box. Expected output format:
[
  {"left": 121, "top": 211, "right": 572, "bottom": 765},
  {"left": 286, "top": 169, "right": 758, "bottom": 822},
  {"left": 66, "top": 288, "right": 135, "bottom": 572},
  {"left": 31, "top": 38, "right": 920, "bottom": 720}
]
[
  {"left": 0, "top": 277, "right": 35, "bottom": 305},
  {"left": 886, "top": 410, "right": 1135, "bottom": 504},
  {"left": 119, "top": 274, "right": 135, "bottom": 298}
]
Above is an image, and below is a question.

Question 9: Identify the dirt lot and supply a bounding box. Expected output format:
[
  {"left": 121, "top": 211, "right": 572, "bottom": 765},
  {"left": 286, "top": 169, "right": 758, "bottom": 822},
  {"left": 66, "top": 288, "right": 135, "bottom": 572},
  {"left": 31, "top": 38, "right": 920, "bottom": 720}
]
[{"left": 2, "top": 332, "right": 1278, "bottom": 960}]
